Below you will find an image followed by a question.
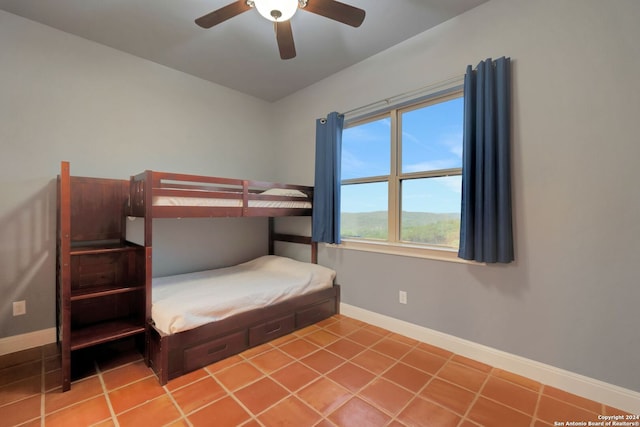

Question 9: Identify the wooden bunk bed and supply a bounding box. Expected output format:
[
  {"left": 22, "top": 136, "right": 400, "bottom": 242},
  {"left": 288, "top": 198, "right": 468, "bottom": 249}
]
[{"left": 127, "top": 170, "right": 340, "bottom": 385}]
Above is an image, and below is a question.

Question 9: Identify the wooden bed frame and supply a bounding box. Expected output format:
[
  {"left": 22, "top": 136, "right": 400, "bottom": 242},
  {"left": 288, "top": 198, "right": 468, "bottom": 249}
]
[
  {"left": 129, "top": 170, "right": 314, "bottom": 219},
  {"left": 127, "top": 170, "right": 340, "bottom": 385},
  {"left": 147, "top": 261, "right": 340, "bottom": 385}
]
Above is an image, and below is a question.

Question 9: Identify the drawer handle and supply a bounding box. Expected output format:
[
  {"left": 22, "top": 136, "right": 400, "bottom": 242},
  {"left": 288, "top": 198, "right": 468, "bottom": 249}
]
[
  {"left": 207, "top": 344, "right": 228, "bottom": 355},
  {"left": 265, "top": 324, "right": 282, "bottom": 334}
]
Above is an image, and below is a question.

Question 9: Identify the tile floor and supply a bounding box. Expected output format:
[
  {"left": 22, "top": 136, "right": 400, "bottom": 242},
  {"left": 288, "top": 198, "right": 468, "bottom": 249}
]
[{"left": 0, "top": 315, "right": 632, "bottom": 427}]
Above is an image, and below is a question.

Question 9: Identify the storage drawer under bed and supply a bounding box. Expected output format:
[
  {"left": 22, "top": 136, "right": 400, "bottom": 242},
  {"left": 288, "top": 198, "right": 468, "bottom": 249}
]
[
  {"left": 183, "top": 330, "right": 247, "bottom": 373},
  {"left": 296, "top": 298, "right": 336, "bottom": 328},
  {"left": 249, "top": 313, "right": 295, "bottom": 347}
]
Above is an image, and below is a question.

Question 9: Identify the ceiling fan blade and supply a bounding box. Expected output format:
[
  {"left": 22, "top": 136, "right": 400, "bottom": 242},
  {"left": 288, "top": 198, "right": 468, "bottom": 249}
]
[
  {"left": 303, "top": 0, "right": 365, "bottom": 28},
  {"left": 275, "top": 21, "right": 296, "bottom": 60},
  {"left": 195, "top": 1, "right": 252, "bottom": 29}
]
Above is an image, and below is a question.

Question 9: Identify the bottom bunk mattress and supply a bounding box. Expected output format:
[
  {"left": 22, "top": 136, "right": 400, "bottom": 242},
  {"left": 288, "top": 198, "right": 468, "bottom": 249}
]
[{"left": 151, "top": 255, "right": 336, "bottom": 335}]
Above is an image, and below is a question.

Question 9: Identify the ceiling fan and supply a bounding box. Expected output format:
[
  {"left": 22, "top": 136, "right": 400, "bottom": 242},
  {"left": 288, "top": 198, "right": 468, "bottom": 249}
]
[{"left": 195, "top": 0, "right": 366, "bottom": 60}]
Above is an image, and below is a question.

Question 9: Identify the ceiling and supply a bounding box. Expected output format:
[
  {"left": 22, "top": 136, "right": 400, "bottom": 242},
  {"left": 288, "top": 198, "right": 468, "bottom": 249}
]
[{"left": 0, "top": 0, "right": 488, "bottom": 102}]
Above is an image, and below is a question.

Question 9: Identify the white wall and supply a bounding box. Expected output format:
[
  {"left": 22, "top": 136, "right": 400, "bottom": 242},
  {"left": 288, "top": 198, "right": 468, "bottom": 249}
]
[
  {"left": 271, "top": 0, "right": 640, "bottom": 393},
  {"left": 0, "top": 11, "right": 277, "bottom": 338}
]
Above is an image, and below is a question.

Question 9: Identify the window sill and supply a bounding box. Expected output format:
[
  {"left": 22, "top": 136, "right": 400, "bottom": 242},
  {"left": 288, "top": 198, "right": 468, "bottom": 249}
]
[{"left": 326, "top": 239, "right": 483, "bottom": 265}]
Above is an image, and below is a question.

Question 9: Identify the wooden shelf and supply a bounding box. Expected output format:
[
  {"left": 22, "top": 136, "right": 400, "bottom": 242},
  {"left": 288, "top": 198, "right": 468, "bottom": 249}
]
[
  {"left": 70, "top": 242, "right": 142, "bottom": 256},
  {"left": 57, "top": 162, "right": 149, "bottom": 391},
  {"left": 71, "top": 284, "right": 145, "bottom": 301},
  {"left": 70, "top": 319, "right": 145, "bottom": 351}
]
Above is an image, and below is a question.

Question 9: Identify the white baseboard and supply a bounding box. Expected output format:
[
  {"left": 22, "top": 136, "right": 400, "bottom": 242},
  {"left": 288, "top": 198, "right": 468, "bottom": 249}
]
[
  {"left": 0, "top": 328, "right": 57, "bottom": 356},
  {"left": 340, "top": 303, "right": 640, "bottom": 414}
]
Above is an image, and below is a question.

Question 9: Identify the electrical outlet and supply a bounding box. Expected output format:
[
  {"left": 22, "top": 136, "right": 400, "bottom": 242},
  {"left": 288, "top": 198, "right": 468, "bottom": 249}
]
[
  {"left": 13, "top": 300, "right": 26, "bottom": 316},
  {"left": 399, "top": 291, "right": 407, "bottom": 305}
]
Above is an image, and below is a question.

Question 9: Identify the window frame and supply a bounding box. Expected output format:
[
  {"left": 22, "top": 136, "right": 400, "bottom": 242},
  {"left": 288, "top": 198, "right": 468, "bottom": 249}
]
[{"left": 338, "top": 87, "right": 472, "bottom": 263}]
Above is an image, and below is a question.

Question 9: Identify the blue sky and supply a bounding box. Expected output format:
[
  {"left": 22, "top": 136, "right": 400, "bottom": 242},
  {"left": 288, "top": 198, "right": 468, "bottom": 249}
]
[{"left": 341, "top": 97, "right": 463, "bottom": 213}]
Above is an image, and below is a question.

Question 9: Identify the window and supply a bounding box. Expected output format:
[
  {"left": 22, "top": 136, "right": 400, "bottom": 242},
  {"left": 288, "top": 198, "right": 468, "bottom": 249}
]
[{"left": 340, "top": 89, "right": 464, "bottom": 258}]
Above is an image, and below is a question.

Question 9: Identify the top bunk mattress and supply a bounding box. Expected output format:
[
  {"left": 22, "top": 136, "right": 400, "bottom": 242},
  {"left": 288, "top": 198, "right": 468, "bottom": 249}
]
[
  {"left": 152, "top": 196, "right": 311, "bottom": 209},
  {"left": 152, "top": 188, "right": 311, "bottom": 209},
  {"left": 151, "top": 255, "right": 336, "bottom": 335}
]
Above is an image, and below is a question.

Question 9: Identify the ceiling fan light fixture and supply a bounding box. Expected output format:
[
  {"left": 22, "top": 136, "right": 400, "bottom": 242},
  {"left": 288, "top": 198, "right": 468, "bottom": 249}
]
[
  {"left": 253, "top": 0, "right": 299, "bottom": 22},
  {"left": 196, "top": 0, "right": 365, "bottom": 60}
]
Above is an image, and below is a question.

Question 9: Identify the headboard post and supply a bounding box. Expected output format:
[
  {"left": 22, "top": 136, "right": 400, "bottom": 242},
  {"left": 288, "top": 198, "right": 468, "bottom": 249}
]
[
  {"left": 268, "top": 217, "right": 275, "bottom": 255},
  {"left": 144, "top": 170, "right": 153, "bottom": 247},
  {"left": 311, "top": 241, "right": 318, "bottom": 264}
]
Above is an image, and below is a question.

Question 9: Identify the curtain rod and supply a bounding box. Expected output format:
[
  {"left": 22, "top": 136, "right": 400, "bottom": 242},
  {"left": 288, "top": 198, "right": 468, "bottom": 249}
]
[{"left": 340, "top": 73, "right": 465, "bottom": 120}]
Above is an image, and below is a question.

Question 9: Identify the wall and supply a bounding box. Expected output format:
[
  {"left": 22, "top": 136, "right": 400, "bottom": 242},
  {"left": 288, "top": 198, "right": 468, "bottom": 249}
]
[
  {"left": 0, "top": 11, "right": 276, "bottom": 339},
  {"left": 271, "top": 0, "right": 640, "bottom": 393}
]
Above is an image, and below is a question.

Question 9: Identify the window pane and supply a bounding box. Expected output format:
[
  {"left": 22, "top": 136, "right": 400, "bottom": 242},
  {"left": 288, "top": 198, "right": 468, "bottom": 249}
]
[
  {"left": 400, "top": 176, "right": 461, "bottom": 247},
  {"left": 401, "top": 97, "right": 463, "bottom": 173},
  {"left": 342, "top": 117, "right": 391, "bottom": 180},
  {"left": 341, "top": 182, "right": 388, "bottom": 240}
]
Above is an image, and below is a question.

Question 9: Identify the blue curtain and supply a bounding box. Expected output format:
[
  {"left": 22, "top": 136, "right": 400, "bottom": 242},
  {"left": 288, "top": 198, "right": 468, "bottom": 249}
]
[
  {"left": 458, "top": 57, "right": 514, "bottom": 263},
  {"left": 312, "top": 112, "right": 344, "bottom": 244}
]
